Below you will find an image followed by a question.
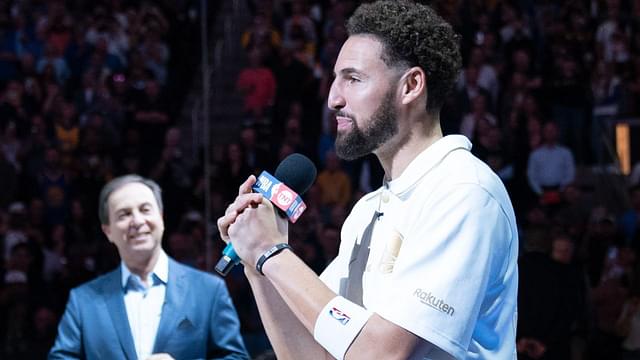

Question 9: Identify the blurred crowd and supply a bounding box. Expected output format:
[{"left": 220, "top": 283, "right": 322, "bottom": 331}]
[{"left": 3, "top": 0, "right": 640, "bottom": 359}]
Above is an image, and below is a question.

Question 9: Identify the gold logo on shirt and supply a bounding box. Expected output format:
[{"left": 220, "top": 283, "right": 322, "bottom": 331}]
[{"left": 378, "top": 230, "right": 403, "bottom": 274}]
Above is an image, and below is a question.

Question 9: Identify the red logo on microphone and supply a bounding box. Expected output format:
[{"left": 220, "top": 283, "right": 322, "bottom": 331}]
[{"left": 271, "top": 184, "right": 295, "bottom": 208}]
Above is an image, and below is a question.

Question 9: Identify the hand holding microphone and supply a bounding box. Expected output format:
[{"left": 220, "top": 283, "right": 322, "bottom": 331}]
[{"left": 216, "top": 153, "right": 317, "bottom": 276}]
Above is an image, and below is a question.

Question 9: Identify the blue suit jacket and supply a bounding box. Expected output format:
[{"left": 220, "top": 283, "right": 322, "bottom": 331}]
[{"left": 49, "top": 257, "right": 249, "bottom": 360}]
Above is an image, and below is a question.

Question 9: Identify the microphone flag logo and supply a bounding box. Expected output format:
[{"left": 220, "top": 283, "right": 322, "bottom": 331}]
[{"left": 253, "top": 171, "right": 307, "bottom": 223}]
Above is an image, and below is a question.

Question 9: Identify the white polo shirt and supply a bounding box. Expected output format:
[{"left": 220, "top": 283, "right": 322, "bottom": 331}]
[{"left": 320, "top": 135, "right": 518, "bottom": 359}]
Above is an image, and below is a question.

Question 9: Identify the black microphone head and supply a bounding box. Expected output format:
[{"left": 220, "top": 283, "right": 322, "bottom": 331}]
[{"left": 274, "top": 153, "right": 317, "bottom": 195}]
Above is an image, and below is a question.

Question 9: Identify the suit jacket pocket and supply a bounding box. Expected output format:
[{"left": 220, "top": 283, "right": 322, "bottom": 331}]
[{"left": 177, "top": 317, "right": 195, "bottom": 331}]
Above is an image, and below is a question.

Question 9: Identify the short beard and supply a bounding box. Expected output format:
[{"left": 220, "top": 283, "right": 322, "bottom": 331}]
[{"left": 335, "top": 89, "right": 398, "bottom": 160}]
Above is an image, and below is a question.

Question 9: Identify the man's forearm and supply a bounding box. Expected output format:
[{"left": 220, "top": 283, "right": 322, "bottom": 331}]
[
  {"left": 260, "top": 250, "right": 336, "bottom": 331},
  {"left": 255, "top": 249, "right": 421, "bottom": 360},
  {"left": 245, "top": 268, "right": 330, "bottom": 360}
]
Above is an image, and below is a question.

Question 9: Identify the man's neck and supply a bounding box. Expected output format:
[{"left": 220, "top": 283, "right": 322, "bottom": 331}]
[
  {"left": 377, "top": 113, "right": 442, "bottom": 180},
  {"left": 124, "top": 250, "right": 161, "bottom": 285}
]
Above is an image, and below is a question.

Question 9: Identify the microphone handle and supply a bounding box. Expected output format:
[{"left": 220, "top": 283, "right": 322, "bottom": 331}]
[
  {"left": 214, "top": 208, "right": 288, "bottom": 276},
  {"left": 215, "top": 169, "right": 306, "bottom": 276},
  {"left": 215, "top": 243, "right": 239, "bottom": 276}
]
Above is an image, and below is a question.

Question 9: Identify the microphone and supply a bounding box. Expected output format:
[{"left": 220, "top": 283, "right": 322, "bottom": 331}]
[{"left": 215, "top": 153, "right": 317, "bottom": 276}]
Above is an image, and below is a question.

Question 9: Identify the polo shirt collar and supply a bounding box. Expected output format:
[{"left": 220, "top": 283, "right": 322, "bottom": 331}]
[
  {"left": 386, "top": 135, "right": 471, "bottom": 195},
  {"left": 120, "top": 249, "right": 169, "bottom": 289}
]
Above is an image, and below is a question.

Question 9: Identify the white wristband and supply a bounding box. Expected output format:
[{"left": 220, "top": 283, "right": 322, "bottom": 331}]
[{"left": 313, "top": 296, "right": 373, "bottom": 360}]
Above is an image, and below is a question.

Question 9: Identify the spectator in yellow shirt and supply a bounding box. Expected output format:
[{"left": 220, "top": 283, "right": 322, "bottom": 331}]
[{"left": 316, "top": 150, "right": 351, "bottom": 208}]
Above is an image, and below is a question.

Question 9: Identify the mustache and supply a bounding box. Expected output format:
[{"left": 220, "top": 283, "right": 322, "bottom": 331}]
[{"left": 334, "top": 110, "right": 355, "bottom": 121}]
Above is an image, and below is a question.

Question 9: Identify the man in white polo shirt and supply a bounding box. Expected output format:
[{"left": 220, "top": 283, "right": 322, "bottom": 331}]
[
  {"left": 320, "top": 134, "right": 518, "bottom": 359},
  {"left": 218, "top": 1, "right": 518, "bottom": 359}
]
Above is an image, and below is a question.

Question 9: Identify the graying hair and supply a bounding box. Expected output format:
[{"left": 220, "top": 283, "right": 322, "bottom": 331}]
[{"left": 98, "top": 174, "right": 163, "bottom": 225}]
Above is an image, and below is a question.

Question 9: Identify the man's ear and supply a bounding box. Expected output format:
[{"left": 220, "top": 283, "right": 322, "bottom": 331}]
[
  {"left": 101, "top": 224, "right": 113, "bottom": 242},
  {"left": 400, "top": 67, "right": 427, "bottom": 106}
]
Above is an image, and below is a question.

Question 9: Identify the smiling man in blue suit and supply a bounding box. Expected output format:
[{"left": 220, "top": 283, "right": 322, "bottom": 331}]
[{"left": 49, "top": 175, "right": 249, "bottom": 360}]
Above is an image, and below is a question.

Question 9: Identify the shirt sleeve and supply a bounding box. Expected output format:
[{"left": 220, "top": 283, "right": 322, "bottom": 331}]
[{"left": 375, "top": 183, "right": 513, "bottom": 359}]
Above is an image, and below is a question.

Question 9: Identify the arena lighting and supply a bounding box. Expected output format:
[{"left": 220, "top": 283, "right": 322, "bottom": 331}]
[{"left": 616, "top": 122, "right": 630, "bottom": 175}]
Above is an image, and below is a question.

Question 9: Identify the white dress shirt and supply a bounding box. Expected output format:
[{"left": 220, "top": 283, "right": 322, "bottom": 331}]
[{"left": 121, "top": 250, "right": 168, "bottom": 360}]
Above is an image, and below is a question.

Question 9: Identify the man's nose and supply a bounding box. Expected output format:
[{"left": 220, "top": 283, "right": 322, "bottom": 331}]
[
  {"left": 130, "top": 210, "right": 144, "bottom": 227},
  {"left": 328, "top": 80, "right": 345, "bottom": 110}
]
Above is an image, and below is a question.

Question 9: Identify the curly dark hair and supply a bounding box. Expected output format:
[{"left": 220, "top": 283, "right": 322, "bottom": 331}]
[{"left": 347, "top": 0, "right": 461, "bottom": 113}]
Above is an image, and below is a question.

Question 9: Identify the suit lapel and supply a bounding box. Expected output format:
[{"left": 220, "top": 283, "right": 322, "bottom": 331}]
[
  {"left": 104, "top": 268, "right": 137, "bottom": 360},
  {"left": 153, "top": 258, "right": 188, "bottom": 353}
]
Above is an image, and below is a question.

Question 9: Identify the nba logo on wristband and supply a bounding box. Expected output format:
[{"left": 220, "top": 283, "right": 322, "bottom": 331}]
[
  {"left": 329, "top": 307, "right": 351, "bottom": 325},
  {"left": 314, "top": 296, "right": 373, "bottom": 359}
]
